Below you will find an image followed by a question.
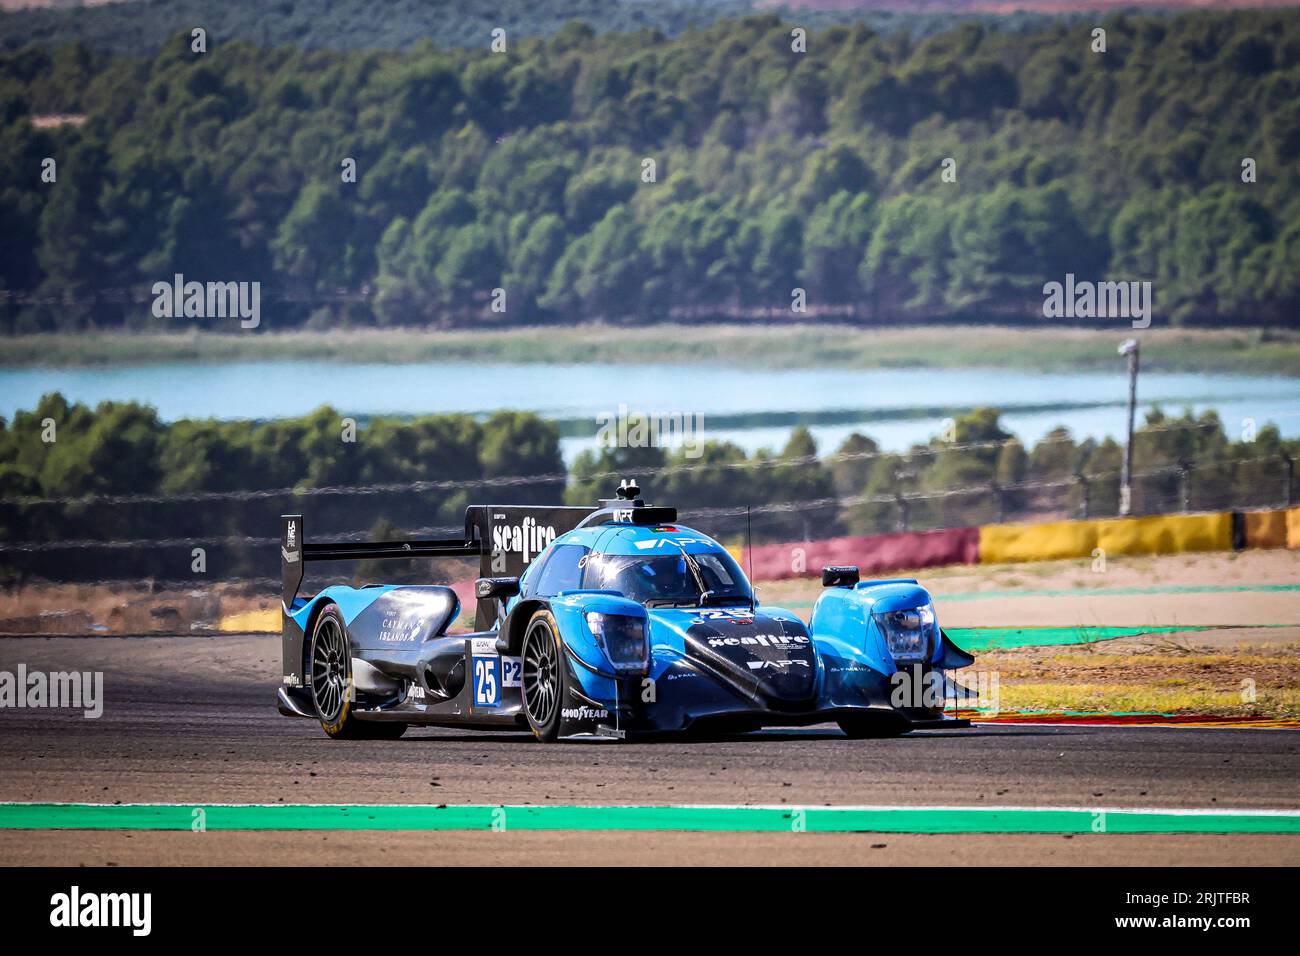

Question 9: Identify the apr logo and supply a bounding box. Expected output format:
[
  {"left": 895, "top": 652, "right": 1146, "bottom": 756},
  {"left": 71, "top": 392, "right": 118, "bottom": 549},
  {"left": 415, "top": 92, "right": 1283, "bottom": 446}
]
[
  {"left": 747, "top": 660, "right": 810, "bottom": 671},
  {"left": 633, "top": 536, "right": 711, "bottom": 551},
  {"left": 492, "top": 517, "right": 557, "bottom": 564}
]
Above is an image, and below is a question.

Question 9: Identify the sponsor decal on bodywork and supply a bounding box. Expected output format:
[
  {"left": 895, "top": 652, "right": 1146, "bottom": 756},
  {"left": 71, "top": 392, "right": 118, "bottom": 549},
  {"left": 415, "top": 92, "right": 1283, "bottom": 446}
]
[
  {"left": 470, "top": 637, "right": 501, "bottom": 708},
  {"left": 633, "top": 536, "right": 713, "bottom": 551},
  {"left": 378, "top": 615, "right": 424, "bottom": 643},
  {"left": 684, "top": 614, "right": 818, "bottom": 704},
  {"left": 491, "top": 516, "right": 557, "bottom": 564},
  {"left": 562, "top": 706, "right": 610, "bottom": 721}
]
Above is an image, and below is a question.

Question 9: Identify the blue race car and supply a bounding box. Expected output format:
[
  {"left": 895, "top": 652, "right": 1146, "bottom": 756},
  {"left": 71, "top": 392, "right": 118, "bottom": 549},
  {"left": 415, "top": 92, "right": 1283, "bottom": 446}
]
[{"left": 276, "top": 482, "right": 974, "bottom": 741}]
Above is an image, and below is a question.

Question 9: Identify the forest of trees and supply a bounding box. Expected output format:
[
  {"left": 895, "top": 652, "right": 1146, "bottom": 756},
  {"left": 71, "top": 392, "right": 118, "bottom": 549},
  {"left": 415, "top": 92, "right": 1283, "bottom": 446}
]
[
  {"left": 0, "top": 8, "right": 1294, "bottom": 332},
  {"left": 1, "top": 393, "right": 1294, "bottom": 581},
  {"left": 0, "top": 0, "right": 1046, "bottom": 56},
  {"left": 2, "top": 10, "right": 1298, "bottom": 332}
]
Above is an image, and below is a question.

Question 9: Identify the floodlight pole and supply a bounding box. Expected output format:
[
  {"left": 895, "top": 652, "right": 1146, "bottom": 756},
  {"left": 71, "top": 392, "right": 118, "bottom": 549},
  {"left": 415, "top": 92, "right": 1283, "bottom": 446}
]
[{"left": 1118, "top": 339, "right": 1140, "bottom": 517}]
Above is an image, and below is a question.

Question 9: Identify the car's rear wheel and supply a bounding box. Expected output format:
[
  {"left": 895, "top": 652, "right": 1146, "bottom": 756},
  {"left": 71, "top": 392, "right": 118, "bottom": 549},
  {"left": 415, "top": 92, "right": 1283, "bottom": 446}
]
[
  {"left": 521, "top": 609, "right": 565, "bottom": 742},
  {"left": 309, "top": 605, "right": 406, "bottom": 740},
  {"left": 837, "top": 714, "right": 907, "bottom": 739}
]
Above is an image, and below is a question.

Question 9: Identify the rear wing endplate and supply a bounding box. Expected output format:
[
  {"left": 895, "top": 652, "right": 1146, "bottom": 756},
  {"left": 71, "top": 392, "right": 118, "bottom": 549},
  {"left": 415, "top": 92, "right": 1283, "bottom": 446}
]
[{"left": 281, "top": 505, "right": 594, "bottom": 629}]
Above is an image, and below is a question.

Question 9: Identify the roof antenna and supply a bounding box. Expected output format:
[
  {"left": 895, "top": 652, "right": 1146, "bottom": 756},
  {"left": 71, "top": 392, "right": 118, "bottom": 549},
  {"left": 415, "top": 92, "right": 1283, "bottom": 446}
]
[
  {"left": 746, "top": 505, "right": 755, "bottom": 614},
  {"left": 616, "top": 478, "right": 641, "bottom": 502}
]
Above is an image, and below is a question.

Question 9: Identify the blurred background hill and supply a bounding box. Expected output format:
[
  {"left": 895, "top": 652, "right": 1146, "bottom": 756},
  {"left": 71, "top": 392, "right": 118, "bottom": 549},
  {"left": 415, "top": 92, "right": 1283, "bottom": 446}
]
[{"left": 3, "top": 7, "right": 1299, "bottom": 331}]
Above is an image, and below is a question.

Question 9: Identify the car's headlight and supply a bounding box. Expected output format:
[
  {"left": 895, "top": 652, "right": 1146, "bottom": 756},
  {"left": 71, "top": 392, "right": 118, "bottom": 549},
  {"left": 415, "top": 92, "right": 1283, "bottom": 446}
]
[
  {"left": 873, "top": 603, "right": 936, "bottom": 662},
  {"left": 585, "top": 612, "right": 648, "bottom": 674}
]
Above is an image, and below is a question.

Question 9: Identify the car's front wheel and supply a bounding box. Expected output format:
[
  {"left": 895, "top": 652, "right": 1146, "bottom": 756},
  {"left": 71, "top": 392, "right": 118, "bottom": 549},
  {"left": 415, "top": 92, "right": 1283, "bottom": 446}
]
[
  {"left": 521, "top": 609, "right": 566, "bottom": 742},
  {"left": 309, "top": 604, "right": 406, "bottom": 740}
]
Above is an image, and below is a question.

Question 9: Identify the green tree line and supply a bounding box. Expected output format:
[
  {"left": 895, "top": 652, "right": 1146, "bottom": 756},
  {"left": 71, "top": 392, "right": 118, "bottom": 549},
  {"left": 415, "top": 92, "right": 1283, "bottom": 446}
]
[
  {"left": 1, "top": 393, "right": 1294, "bottom": 582},
  {"left": 2, "top": 10, "right": 1299, "bottom": 331},
  {"left": 0, "top": 0, "right": 1045, "bottom": 56}
]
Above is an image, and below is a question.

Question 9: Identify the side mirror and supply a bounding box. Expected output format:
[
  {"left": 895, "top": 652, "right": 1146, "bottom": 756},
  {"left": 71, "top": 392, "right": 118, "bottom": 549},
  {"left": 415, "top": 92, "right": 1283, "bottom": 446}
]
[
  {"left": 476, "top": 576, "right": 521, "bottom": 601},
  {"left": 822, "top": 566, "right": 860, "bottom": 588}
]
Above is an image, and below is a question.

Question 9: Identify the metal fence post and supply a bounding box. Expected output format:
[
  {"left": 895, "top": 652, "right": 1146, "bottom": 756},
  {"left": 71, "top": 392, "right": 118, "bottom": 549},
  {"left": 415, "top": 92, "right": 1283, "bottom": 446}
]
[{"left": 1284, "top": 453, "right": 1294, "bottom": 508}]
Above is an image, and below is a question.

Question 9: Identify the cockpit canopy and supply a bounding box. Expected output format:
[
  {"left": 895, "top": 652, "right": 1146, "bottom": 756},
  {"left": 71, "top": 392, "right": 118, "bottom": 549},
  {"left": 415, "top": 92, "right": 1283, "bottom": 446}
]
[
  {"left": 521, "top": 523, "right": 754, "bottom": 608},
  {"left": 582, "top": 549, "right": 752, "bottom": 607}
]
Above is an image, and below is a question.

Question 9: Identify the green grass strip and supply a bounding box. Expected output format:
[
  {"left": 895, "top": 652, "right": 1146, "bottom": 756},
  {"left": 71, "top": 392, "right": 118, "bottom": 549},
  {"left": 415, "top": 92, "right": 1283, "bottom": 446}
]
[
  {"left": 936, "top": 582, "right": 1300, "bottom": 602},
  {"left": 783, "top": 582, "right": 1300, "bottom": 611},
  {"left": 1, "top": 803, "right": 1297, "bottom": 834},
  {"left": 945, "top": 624, "right": 1216, "bottom": 651}
]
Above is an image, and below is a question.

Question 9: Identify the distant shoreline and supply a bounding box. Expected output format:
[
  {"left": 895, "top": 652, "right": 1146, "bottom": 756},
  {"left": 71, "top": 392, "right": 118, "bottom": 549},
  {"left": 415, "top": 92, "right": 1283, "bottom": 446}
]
[{"left": 1, "top": 324, "right": 1298, "bottom": 376}]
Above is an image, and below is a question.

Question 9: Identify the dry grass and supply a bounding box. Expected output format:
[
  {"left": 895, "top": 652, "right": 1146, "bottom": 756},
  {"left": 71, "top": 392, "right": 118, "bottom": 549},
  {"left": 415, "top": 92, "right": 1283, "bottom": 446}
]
[
  {"left": 993, "top": 683, "right": 1300, "bottom": 718},
  {"left": 977, "top": 642, "right": 1300, "bottom": 718},
  {"left": 0, "top": 581, "right": 272, "bottom": 635},
  {"left": 3, "top": 324, "right": 1298, "bottom": 375}
]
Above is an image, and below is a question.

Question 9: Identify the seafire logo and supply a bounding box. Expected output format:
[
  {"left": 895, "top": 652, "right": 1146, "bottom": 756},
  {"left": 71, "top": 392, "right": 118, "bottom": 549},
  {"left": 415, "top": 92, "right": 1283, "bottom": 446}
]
[
  {"left": 707, "top": 633, "right": 809, "bottom": 649},
  {"left": 50, "top": 886, "right": 151, "bottom": 936},
  {"left": 491, "top": 517, "right": 557, "bottom": 563},
  {"left": 561, "top": 706, "right": 609, "bottom": 720}
]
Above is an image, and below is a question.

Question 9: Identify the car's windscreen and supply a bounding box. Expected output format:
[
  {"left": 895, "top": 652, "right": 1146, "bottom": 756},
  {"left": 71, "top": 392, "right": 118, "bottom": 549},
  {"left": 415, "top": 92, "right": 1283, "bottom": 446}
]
[{"left": 581, "top": 550, "right": 753, "bottom": 606}]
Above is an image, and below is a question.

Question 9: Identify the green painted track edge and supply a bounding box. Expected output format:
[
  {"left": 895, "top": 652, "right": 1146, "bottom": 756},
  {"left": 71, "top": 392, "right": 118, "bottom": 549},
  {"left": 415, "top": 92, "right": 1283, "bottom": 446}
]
[
  {"left": 1, "top": 804, "right": 1297, "bottom": 834},
  {"left": 946, "top": 624, "right": 1215, "bottom": 651}
]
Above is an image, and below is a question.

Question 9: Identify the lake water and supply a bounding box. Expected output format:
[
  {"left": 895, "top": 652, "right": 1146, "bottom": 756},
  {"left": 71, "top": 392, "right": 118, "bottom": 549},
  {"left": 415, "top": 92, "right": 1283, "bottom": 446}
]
[{"left": 1, "top": 361, "right": 1296, "bottom": 462}]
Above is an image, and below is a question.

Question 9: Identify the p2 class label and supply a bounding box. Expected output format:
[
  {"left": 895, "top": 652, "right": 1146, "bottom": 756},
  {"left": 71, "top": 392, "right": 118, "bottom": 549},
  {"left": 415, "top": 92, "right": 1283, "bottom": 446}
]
[{"left": 501, "top": 656, "right": 522, "bottom": 688}]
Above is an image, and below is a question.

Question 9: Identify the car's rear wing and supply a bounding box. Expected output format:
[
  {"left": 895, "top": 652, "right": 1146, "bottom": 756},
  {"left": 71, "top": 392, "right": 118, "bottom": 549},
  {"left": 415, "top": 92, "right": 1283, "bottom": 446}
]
[{"left": 281, "top": 505, "right": 596, "bottom": 629}]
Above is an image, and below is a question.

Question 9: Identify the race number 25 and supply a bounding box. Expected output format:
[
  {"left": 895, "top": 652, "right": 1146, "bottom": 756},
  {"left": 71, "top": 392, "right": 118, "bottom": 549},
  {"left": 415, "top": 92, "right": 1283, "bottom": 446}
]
[{"left": 473, "top": 656, "right": 500, "bottom": 707}]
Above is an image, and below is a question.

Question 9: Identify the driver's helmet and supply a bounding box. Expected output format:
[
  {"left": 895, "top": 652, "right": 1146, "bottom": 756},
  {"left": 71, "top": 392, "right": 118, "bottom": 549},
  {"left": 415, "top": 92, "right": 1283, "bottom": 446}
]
[{"left": 633, "top": 556, "right": 691, "bottom": 597}]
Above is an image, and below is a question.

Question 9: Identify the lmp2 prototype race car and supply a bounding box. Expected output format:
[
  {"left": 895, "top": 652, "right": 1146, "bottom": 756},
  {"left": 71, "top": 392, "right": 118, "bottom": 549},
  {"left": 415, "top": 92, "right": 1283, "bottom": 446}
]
[{"left": 276, "top": 482, "right": 975, "bottom": 741}]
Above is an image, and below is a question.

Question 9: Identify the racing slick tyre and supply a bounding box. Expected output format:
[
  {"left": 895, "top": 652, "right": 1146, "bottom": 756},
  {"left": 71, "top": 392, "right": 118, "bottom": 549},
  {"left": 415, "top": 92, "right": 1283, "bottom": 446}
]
[
  {"left": 309, "top": 604, "right": 407, "bottom": 740},
  {"left": 836, "top": 714, "right": 907, "bottom": 739},
  {"left": 521, "top": 609, "right": 568, "bottom": 742}
]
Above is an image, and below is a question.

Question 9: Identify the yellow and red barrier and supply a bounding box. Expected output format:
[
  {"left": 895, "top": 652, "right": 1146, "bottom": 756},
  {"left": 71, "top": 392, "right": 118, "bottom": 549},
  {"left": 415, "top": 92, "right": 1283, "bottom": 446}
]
[
  {"left": 742, "top": 505, "right": 1294, "bottom": 583},
  {"left": 1242, "top": 508, "right": 1289, "bottom": 550},
  {"left": 978, "top": 511, "right": 1235, "bottom": 564}
]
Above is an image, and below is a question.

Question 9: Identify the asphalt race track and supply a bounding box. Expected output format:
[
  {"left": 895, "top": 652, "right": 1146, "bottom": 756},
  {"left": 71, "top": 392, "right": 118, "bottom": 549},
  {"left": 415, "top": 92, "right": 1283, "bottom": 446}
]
[{"left": 1, "top": 635, "right": 1297, "bottom": 865}]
